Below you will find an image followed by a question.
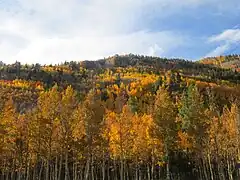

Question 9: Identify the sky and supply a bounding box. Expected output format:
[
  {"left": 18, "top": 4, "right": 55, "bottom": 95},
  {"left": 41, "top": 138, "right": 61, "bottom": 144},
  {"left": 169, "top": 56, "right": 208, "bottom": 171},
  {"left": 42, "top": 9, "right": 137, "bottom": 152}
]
[{"left": 0, "top": 0, "right": 240, "bottom": 65}]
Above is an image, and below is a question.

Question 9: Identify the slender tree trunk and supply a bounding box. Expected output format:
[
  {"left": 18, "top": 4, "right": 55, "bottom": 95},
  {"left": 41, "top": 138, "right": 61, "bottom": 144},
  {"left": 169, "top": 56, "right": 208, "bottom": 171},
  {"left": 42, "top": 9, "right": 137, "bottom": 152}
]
[
  {"left": 120, "top": 159, "right": 124, "bottom": 180},
  {"left": 72, "top": 161, "right": 75, "bottom": 180},
  {"left": 51, "top": 163, "right": 54, "bottom": 180},
  {"left": 151, "top": 154, "right": 154, "bottom": 180},
  {"left": 80, "top": 165, "right": 83, "bottom": 180},
  {"left": 135, "top": 163, "right": 138, "bottom": 180},
  {"left": 124, "top": 161, "right": 126, "bottom": 180},
  {"left": 139, "top": 166, "right": 142, "bottom": 180},
  {"left": 55, "top": 156, "right": 58, "bottom": 180},
  {"left": 17, "top": 170, "right": 21, "bottom": 180},
  {"left": 26, "top": 159, "right": 30, "bottom": 180},
  {"left": 64, "top": 150, "right": 69, "bottom": 180},
  {"left": 126, "top": 163, "right": 129, "bottom": 180},
  {"left": 207, "top": 152, "right": 214, "bottom": 180},
  {"left": 46, "top": 159, "right": 49, "bottom": 180},
  {"left": 226, "top": 154, "right": 233, "bottom": 180},
  {"left": 33, "top": 163, "right": 37, "bottom": 180},
  {"left": 107, "top": 158, "right": 110, "bottom": 180},
  {"left": 198, "top": 165, "right": 203, "bottom": 180},
  {"left": 165, "top": 143, "right": 170, "bottom": 180},
  {"left": 58, "top": 154, "right": 63, "bottom": 180},
  {"left": 102, "top": 151, "right": 105, "bottom": 180},
  {"left": 215, "top": 154, "right": 225, "bottom": 180},
  {"left": 1, "top": 159, "right": 5, "bottom": 180},
  {"left": 113, "top": 158, "right": 118, "bottom": 180},
  {"left": 202, "top": 159, "right": 208, "bottom": 180},
  {"left": 84, "top": 157, "right": 90, "bottom": 180},
  {"left": 39, "top": 160, "right": 44, "bottom": 180},
  {"left": 74, "top": 162, "right": 78, "bottom": 180},
  {"left": 10, "top": 159, "right": 15, "bottom": 180},
  {"left": 5, "top": 171, "right": 9, "bottom": 180},
  {"left": 91, "top": 155, "right": 94, "bottom": 180},
  {"left": 220, "top": 160, "right": 226, "bottom": 180},
  {"left": 2, "top": 159, "right": 6, "bottom": 180},
  {"left": 147, "top": 164, "right": 151, "bottom": 180},
  {"left": 158, "top": 166, "right": 161, "bottom": 180}
]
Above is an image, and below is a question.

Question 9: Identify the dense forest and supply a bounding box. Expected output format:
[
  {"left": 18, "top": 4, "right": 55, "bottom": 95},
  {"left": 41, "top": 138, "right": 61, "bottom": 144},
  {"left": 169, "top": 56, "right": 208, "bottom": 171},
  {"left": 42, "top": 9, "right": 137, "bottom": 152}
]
[{"left": 1, "top": 54, "right": 240, "bottom": 180}]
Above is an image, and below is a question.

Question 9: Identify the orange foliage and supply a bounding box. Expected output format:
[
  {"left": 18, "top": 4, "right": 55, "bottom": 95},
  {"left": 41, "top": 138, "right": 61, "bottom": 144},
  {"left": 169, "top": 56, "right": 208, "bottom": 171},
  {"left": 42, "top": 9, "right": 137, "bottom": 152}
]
[{"left": 0, "top": 79, "right": 44, "bottom": 90}]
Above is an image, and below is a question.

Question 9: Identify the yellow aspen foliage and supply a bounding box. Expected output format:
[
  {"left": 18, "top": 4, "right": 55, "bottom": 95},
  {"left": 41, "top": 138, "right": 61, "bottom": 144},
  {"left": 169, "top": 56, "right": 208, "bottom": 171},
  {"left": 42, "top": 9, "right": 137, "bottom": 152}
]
[
  {"left": 0, "top": 98, "right": 18, "bottom": 155},
  {"left": 132, "top": 114, "right": 163, "bottom": 162},
  {"left": 177, "top": 131, "right": 193, "bottom": 150},
  {"left": 104, "top": 105, "right": 134, "bottom": 160},
  {"left": 28, "top": 85, "right": 61, "bottom": 158},
  {"left": 71, "top": 104, "right": 86, "bottom": 142},
  {"left": 220, "top": 104, "right": 238, "bottom": 155}
]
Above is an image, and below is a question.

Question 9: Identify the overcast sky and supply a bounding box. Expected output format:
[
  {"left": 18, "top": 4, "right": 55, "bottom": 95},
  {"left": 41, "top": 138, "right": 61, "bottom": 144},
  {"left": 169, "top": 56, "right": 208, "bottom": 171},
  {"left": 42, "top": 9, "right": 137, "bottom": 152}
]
[{"left": 0, "top": 0, "right": 240, "bottom": 64}]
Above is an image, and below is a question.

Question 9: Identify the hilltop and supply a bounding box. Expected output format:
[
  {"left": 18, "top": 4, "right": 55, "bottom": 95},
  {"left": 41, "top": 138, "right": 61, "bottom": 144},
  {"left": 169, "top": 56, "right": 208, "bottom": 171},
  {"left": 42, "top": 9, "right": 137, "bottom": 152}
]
[{"left": 0, "top": 53, "right": 239, "bottom": 113}]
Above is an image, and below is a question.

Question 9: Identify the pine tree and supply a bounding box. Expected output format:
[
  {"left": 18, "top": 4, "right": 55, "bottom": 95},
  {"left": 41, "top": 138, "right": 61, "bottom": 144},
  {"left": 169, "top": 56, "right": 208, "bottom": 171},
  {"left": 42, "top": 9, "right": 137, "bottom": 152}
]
[{"left": 178, "top": 84, "right": 210, "bottom": 179}]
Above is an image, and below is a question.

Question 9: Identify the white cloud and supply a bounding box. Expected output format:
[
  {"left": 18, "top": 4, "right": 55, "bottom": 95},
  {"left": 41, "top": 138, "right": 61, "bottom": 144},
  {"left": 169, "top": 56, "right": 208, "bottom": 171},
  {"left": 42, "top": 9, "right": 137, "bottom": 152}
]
[
  {"left": 12, "top": 30, "right": 185, "bottom": 65},
  {"left": 208, "top": 29, "right": 240, "bottom": 43},
  {"left": 148, "top": 44, "right": 164, "bottom": 56},
  {"left": 205, "top": 28, "right": 240, "bottom": 57},
  {"left": 0, "top": 0, "right": 239, "bottom": 64},
  {"left": 205, "top": 43, "right": 230, "bottom": 57}
]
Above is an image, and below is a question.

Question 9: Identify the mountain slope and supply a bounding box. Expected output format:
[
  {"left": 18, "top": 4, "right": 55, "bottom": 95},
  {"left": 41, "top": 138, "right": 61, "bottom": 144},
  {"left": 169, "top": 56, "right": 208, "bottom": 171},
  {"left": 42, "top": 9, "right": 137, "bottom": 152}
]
[{"left": 0, "top": 54, "right": 240, "bottom": 179}]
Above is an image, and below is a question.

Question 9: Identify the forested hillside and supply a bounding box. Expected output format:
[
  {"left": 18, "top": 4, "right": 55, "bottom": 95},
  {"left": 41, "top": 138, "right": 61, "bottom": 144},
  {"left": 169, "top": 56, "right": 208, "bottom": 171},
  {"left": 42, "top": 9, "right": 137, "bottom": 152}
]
[
  {"left": 1, "top": 54, "right": 240, "bottom": 180},
  {"left": 200, "top": 54, "right": 240, "bottom": 71}
]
